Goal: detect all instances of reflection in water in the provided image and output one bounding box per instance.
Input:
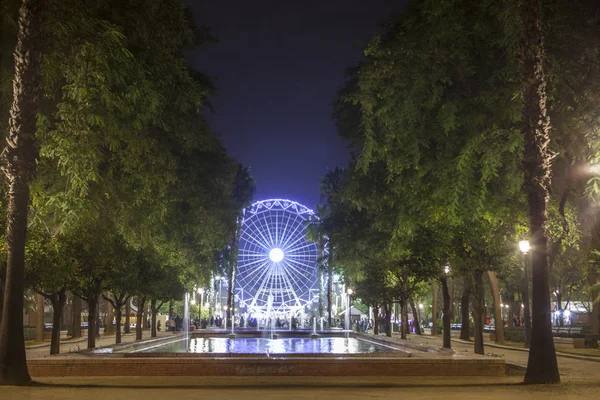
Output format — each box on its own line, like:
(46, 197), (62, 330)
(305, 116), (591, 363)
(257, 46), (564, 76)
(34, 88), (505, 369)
(141, 337), (396, 354)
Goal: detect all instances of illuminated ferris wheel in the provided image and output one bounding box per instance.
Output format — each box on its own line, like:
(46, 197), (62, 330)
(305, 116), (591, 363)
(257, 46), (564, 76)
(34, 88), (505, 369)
(236, 199), (319, 316)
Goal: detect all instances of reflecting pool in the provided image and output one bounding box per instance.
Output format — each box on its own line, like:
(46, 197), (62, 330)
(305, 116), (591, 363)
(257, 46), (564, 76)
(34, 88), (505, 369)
(137, 337), (398, 354)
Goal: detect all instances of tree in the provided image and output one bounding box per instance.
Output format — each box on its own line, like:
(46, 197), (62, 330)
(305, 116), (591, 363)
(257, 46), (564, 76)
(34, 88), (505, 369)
(24, 229), (73, 354)
(518, 0), (560, 384)
(65, 220), (129, 349)
(0, 0), (43, 385)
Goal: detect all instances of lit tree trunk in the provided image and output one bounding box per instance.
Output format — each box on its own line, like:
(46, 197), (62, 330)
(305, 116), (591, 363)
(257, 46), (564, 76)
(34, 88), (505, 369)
(226, 267), (233, 326)
(71, 295), (81, 338)
(136, 297), (146, 341)
(410, 299), (421, 335)
(0, 262), (5, 324)
(35, 293), (44, 342)
(588, 265), (599, 334)
(327, 266), (333, 327)
(143, 304), (149, 330)
(441, 276), (452, 349)
(86, 294), (99, 349)
(384, 303), (392, 337)
(0, 0), (43, 385)
(318, 236), (324, 319)
(150, 299), (157, 338)
(373, 304), (379, 335)
(105, 294), (113, 335)
(472, 270), (485, 355)
(114, 306), (122, 344)
(49, 290), (66, 355)
(488, 271), (505, 344)
(124, 299), (131, 334)
(519, 0), (560, 384)
(431, 280), (438, 335)
(399, 299), (408, 339)
(460, 278), (471, 340)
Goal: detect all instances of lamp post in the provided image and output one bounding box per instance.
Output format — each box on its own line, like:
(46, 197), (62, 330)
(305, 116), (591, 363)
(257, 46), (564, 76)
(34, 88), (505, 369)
(519, 240), (532, 347)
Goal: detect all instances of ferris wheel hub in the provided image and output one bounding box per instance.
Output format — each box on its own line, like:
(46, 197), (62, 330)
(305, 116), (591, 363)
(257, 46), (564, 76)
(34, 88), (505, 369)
(269, 247), (284, 262)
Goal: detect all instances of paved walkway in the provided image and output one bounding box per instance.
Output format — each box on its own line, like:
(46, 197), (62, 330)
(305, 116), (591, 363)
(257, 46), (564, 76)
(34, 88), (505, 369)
(26, 330), (174, 359)
(5, 376), (600, 399)
(400, 333), (600, 380)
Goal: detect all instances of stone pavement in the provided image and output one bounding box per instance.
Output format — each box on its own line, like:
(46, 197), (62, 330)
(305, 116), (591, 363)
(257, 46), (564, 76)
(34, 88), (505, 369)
(401, 333), (600, 380)
(26, 330), (174, 359)
(4, 376), (600, 400)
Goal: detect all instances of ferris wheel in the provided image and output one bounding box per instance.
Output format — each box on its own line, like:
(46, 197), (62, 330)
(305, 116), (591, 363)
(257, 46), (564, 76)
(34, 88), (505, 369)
(236, 199), (319, 316)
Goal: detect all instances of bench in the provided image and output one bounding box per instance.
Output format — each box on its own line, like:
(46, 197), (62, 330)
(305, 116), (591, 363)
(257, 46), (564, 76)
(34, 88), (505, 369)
(552, 326), (583, 338)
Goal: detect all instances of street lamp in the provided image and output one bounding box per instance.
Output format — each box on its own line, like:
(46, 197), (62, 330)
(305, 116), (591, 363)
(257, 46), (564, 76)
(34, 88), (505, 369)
(519, 240), (532, 347)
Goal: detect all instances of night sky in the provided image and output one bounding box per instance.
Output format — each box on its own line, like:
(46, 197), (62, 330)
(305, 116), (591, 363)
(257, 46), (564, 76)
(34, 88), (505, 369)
(184, 0), (406, 209)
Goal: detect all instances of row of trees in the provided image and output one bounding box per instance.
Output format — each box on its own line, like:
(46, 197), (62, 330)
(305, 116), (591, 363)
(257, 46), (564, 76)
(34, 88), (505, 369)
(318, 0), (600, 384)
(0, 0), (254, 385)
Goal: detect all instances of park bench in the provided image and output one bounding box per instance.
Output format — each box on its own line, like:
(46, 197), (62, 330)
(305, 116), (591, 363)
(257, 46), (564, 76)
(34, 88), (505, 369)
(551, 326), (583, 338)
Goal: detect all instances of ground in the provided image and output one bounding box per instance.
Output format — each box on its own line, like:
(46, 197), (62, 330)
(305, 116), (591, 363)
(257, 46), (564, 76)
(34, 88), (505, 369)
(6, 376), (600, 400)
(4, 331), (599, 399)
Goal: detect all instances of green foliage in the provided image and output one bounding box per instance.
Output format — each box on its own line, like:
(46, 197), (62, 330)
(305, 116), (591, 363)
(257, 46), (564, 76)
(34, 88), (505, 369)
(0, 0), (255, 311)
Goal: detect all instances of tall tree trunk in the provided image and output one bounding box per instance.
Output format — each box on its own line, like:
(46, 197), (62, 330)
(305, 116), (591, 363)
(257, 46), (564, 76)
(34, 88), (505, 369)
(226, 268), (233, 325)
(460, 278), (471, 340)
(35, 293), (44, 343)
(399, 300), (407, 339)
(519, 0), (560, 384)
(49, 290), (66, 355)
(143, 303), (148, 330)
(318, 237), (324, 319)
(168, 300), (174, 319)
(410, 299), (421, 335)
(105, 295), (113, 335)
(115, 306), (122, 344)
(487, 271), (505, 344)
(588, 264), (599, 334)
(441, 276), (452, 349)
(0, 262), (5, 324)
(136, 297), (145, 341)
(431, 280), (438, 335)
(86, 294), (99, 349)
(71, 295), (82, 338)
(472, 271), (485, 355)
(124, 298), (131, 334)
(151, 299), (157, 338)
(327, 267), (333, 327)
(384, 303), (392, 337)
(373, 305), (379, 335)
(0, 0), (43, 385)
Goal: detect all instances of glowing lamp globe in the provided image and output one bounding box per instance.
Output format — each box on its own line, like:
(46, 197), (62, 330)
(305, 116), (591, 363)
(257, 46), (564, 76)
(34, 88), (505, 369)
(519, 240), (531, 254)
(269, 247), (284, 262)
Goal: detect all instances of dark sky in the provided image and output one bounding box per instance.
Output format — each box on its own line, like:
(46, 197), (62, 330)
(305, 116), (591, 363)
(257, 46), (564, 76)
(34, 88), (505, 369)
(184, 0), (405, 209)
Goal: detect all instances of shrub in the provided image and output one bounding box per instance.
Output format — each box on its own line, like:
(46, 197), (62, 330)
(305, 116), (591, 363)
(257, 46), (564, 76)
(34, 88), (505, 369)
(585, 334), (599, 349)
(23, 326), (36, 341)
(504, 327), (526, 342)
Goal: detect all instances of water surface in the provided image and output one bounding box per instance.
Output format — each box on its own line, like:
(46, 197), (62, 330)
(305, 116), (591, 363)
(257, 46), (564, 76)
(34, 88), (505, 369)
(138, 337), (397, 354)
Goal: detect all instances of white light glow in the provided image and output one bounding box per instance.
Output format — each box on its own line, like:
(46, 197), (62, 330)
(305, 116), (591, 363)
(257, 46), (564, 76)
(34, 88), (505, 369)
(519, 240), (531, 254)
(269, 247), (284, 262)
